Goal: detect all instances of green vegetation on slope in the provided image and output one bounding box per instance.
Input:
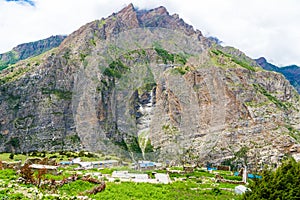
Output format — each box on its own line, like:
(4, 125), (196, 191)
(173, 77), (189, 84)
(0, 51), (19, 71)
(103, 59), (130, 78)
(0, 48), (58, 86)
(211, 49), (256, 72)
(154, 47), (188, 66)
(171, 65), (191, 75)
(41, 88), (73, 100)
(286, 125), (300, 142)
(154, 47), (175, 64)
(253, 83), (288, 110)
(0, 66), (30, 85)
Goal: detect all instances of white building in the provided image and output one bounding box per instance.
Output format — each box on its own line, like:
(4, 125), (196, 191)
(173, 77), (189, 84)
(72, 158), (119, 169)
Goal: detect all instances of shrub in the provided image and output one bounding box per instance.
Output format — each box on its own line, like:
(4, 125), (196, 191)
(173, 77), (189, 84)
(154, 47), (174, 64)
(9, 138), (19, 147)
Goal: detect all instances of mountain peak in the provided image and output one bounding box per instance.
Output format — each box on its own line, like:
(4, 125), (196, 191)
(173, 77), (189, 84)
(112, 3), (139, 29)
(256, 57), (267, 63)
(255, 57), (268, 67)
(100, 4), (201, 37)
(150, 6), (169, 15)
(118, 3), (135, 15)
(62, 4), (203, 49)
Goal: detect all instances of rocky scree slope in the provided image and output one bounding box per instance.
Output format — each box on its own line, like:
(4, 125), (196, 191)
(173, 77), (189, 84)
(0, 4), (299, 166)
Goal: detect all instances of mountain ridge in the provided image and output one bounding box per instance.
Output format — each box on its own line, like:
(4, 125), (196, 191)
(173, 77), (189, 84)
(0, 35), (66, 71)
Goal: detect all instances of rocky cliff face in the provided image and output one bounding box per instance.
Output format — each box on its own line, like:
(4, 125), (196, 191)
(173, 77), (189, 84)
(0, 4), (299, 166)
(0, 35), (66, 71)
(256, 57), (300, 94)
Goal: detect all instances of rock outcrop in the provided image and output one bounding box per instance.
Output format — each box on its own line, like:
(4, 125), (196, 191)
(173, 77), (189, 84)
(256, 57), (300, 94)
(0, 4), (299, 166)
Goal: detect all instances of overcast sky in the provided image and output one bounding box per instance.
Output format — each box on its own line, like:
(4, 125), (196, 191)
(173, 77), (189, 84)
(0, 0), (299, 66)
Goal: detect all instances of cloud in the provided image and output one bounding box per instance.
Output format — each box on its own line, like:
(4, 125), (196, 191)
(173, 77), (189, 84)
(0, 0), (300, 66)
(5, 0), (35, 6)
(166, 0), (300, 66)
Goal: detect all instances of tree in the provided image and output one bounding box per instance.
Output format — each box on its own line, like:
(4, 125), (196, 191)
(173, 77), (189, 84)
(20, 163), (34, 184)
(234, 146), (249, 167)
(243, 158), (300, 199)
(36, 168), (47, 187)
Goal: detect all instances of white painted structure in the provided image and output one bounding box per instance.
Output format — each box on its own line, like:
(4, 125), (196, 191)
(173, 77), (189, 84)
(112, 171), (171, 184)
(155, 173), (171, 184)
(235, 185), (251, 194)
(242, 166), (247, 183)
(112, 171), (148, 180)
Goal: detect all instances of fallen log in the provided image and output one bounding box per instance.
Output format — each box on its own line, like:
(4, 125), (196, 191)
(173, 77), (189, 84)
(86, 181), (106, 195)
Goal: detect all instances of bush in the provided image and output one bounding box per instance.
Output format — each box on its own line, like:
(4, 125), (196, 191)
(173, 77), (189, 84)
(9, 153), (14, 160)
(114, 178), (120, 182)
(49, 155), (57, 159)
(211, 187), (222, 196)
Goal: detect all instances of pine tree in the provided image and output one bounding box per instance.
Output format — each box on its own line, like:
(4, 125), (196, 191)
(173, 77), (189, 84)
(243, 158), (300, 199)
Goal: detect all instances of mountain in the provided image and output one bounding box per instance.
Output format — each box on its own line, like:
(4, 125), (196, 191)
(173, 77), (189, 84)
(256, 57), (300, 93)
(0, 35), (67, 71)
(0, 4), (299, 166)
